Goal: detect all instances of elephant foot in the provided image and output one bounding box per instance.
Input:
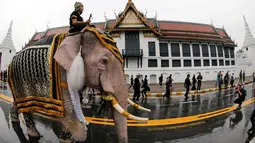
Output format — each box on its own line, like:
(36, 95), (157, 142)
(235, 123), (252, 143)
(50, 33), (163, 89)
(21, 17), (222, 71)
(60, 139), (72, 143)
(27, 127), (40, 138)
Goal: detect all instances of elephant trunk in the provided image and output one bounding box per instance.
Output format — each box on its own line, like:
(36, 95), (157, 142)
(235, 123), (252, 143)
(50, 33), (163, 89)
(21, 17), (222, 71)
(112, 80), (128, 143)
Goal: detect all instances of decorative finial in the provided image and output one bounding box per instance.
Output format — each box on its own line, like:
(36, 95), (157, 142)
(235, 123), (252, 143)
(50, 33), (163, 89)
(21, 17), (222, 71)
(154, 11), (158, 19)
(210, 18), (213, 25)
(145, 9), (147, 18)
(104, 12), (108, 21)
(128, 0), (132, 3)
(114, 10), (118, 19)
(35, 29), (37, 33)
(47, 22), (49, 29)
(222, 25), (224, 29)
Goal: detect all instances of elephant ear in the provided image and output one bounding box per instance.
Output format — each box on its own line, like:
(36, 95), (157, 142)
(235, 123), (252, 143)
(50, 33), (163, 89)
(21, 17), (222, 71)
(54, 34), (81, 71)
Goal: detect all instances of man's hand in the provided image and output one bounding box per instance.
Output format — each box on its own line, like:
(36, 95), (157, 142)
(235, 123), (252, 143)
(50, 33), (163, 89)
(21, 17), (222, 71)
(85, 19), (91, 24)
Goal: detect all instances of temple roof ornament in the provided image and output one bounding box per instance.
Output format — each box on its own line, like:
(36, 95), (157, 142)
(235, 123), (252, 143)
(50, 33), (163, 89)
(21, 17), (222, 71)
(0, 21), (16, 51)
(242, 15), (255, 48)
(154, 11), (157, 20)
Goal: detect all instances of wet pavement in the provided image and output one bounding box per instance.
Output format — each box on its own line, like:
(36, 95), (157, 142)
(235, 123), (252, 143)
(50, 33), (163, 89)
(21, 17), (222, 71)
(0, 84), (255, 143)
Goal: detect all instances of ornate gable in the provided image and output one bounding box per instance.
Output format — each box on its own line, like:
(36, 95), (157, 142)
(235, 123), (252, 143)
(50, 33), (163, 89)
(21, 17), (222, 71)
(120, 10), (144, 26)
(111, 0), (161, 36)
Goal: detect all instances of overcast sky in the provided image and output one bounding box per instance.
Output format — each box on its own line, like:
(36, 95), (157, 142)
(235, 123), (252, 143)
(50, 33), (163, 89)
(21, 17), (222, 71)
(0, 0), (254, 51)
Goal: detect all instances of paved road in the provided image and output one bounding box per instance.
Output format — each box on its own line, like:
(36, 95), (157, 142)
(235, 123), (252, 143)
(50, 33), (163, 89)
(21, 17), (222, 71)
(0, 85), (255, 142)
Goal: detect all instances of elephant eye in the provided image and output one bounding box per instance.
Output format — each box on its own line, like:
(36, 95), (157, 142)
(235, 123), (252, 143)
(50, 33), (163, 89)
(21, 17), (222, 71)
(101, 58), (108, 65)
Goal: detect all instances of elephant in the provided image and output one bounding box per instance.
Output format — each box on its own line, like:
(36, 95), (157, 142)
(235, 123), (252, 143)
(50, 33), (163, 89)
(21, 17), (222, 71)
(8, 26), (150, 143)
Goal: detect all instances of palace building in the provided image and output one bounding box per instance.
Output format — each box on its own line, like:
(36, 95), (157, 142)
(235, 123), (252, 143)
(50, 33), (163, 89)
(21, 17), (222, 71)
(26, 0), (237, 83)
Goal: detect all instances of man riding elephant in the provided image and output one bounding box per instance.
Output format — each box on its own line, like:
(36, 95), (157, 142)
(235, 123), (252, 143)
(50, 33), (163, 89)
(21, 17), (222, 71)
(69, 2), (91, 33)
(8, 26), (151, 143)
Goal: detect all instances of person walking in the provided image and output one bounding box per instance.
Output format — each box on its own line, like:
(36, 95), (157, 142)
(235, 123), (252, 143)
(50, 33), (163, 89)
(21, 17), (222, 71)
(159, 74), (163, 88)
(197, 73), (203, 90)
(141, 75), (150, 99)
(163, 74), (173, 99)
(163, 77), (170, 99)
(184, 74), (191, 99)
(218, 74), (223, 91)
(128, 75), (134, 89)
(133, 75), (141, 101)
(230, 73), (235, 88)
(243, 71), (246, 82)
(224, 73), (229, 89)
(191, 74), (197, 91)
(215, 71), (221, 86)
(253, 72), (255, 87)
(234, 84), (246, 109)
(239, 70), (243, 83)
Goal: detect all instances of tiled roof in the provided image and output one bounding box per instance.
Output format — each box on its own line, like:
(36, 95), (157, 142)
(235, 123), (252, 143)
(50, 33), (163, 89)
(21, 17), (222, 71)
(216, 28), (228, 38)
(32, 32), (45, 41)
(158, 21), (215, 33)
(44, 26), (69, 37)
(28, 20), (235, 46)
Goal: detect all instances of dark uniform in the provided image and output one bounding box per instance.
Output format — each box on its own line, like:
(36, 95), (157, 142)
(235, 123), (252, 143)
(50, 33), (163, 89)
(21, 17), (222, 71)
(184, 76), (191, 98)
(141, 77), (150, 98)
(69, 11), (86, 33)
(133, 77), (141, 101)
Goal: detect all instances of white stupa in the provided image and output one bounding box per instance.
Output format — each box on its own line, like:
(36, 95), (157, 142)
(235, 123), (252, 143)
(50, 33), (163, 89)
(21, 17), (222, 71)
(0, 21), (16, 70)
(236, 15), (255, 74)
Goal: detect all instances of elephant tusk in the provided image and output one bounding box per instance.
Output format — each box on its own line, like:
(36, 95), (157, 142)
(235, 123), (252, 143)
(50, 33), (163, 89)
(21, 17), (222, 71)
(127, 99), (151, 112)
(112, 97), (149, 121)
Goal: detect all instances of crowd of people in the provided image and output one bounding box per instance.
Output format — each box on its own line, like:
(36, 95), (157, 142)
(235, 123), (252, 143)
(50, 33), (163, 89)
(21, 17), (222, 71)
(0, 70), (8, 82)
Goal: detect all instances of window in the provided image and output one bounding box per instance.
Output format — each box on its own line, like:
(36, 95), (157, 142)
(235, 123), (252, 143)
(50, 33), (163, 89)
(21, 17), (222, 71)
(202, 44), (209, 57)
(172, 60), (181, 67)
(148, 59), (157, 67)
(217, 45), (223, 57)
(210, 45), (217, 57)
(184, 60), (191, 67)
(246, 47), (248, 51)
(225, 60), (230, 66)
(160, 43), (169, 57)
(161, 60), (169, 67)
(171, 43), (180, 57)
(219, 60), (224, 66)
(230, 48), (235, 58)
(203, 60), (210, 66)
(192, 44), (200, 57)
(231, 60), (235, 65)
(212, 60), (217, 66)
(224, 47), (229, 58)
(182, 43), (191, 57)
(194, 60), (201, 67)
(9, 50), (11, 53)
(148, 42), (156, 56)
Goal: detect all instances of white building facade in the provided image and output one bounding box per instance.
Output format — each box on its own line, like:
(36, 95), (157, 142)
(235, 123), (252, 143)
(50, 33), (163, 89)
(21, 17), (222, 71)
(105, 1), (237, 83)
(27, 0), (237, 83)
(0, 21), (16, 70)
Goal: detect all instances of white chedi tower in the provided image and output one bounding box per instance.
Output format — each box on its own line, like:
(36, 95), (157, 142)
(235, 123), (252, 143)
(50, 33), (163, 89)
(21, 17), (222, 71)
(236, 16), (255, 75)
(0, 21), (16, 70)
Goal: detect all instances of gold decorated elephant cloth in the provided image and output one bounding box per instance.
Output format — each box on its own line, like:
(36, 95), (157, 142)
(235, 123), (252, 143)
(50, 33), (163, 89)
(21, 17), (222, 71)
(8, 33), (67, 117)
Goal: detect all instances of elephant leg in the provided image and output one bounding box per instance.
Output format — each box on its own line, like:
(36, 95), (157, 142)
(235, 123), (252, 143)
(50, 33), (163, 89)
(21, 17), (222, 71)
(60, 116), (87, 142)
(10, 103), (20, 123)
(23, 113), (40, 138)
(59, 127), (72, 143)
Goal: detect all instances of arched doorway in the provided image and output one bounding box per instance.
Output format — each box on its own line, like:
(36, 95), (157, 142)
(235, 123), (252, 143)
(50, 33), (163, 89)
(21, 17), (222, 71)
(125, 74), (129, 83)
(150, 74), (157, 84)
